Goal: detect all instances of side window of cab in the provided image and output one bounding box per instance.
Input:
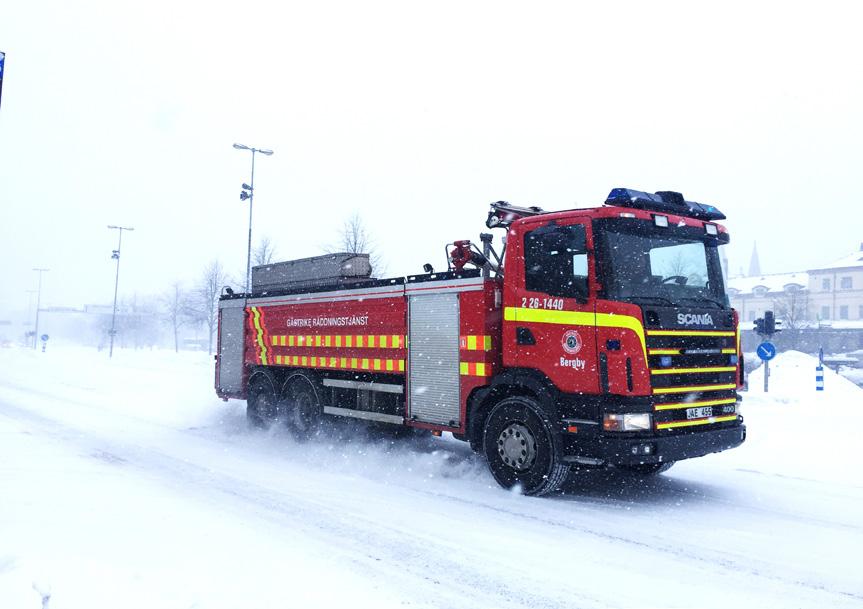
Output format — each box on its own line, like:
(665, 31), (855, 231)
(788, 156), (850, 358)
(524, 223), (589, 301)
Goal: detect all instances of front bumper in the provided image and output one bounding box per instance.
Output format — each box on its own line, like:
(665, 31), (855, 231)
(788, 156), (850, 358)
(561, 422), (746, 466)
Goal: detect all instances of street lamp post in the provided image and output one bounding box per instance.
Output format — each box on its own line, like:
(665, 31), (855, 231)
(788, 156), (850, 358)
(32, 268), (49, 349)
(107, 225), (134, 358)
(25, 290), (37, 332)
(233, 143), (273, 293)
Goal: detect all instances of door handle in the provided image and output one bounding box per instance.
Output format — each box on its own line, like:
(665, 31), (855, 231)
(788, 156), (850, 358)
(516, 327), (536, 346)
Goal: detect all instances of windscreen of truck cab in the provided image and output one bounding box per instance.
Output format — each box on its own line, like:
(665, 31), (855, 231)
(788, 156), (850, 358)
(594, 218), (729, 308)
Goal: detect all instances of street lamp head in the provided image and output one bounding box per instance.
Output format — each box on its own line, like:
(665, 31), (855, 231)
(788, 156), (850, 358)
(233, 143), (250, 150)
(259, 148), (274, 156)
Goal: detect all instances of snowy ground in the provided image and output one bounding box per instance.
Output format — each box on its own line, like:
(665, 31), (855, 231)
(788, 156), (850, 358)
(1, 345), (862, 609)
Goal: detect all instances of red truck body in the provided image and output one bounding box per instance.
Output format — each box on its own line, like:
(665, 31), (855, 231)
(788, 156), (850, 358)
(216, 190), (746, 495)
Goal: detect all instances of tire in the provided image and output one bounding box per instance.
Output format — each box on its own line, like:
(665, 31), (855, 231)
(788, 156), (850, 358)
(247, 374), (277, 429)
(482, 396), (570, 496)
(618, 462), (675, 476)
(279, 373), (322, 440)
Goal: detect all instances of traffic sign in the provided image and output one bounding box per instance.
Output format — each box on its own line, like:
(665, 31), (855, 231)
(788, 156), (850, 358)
(757, 341), (776, 361)
(41, 334), (49, 341)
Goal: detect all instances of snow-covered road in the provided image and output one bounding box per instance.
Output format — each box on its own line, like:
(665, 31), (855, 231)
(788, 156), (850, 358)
(1, 346), (861, 609)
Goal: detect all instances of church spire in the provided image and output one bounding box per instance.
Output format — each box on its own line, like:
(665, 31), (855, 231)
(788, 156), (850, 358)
(748, 242), (761, 276)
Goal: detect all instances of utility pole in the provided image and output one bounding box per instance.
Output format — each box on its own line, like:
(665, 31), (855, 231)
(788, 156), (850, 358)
(31, 269), (49, 349)
(25, 290), (37, 328)
(233, 143), (273, 293)
(107, 225), (134, 358)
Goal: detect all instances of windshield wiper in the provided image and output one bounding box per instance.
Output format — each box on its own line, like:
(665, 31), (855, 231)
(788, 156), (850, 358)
(628, 295), (676, 307)
(679, 296), (726, 309)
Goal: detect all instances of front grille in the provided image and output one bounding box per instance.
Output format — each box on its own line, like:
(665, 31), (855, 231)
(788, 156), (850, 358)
(646, 330), (739, 432)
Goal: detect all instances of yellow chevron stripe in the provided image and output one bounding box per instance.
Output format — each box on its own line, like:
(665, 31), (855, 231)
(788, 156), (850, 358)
(264, 355), (405, 373)
(460, 335), (494, 351)
(250, 307), (269, 365)
(651, 366), (737, 375)
(268, 335), (407, 349)
(647, 330), (735, 337)
(656, 415), (738, 430)
(653, 383), (737, 395)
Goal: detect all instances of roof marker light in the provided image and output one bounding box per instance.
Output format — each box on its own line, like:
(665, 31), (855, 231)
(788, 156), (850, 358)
(619, 212), (636, 218)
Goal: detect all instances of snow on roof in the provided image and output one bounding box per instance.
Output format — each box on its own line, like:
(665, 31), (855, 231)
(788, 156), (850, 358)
(727, 271), (809, 295)
(816, 320), (863, 330)
(809, 245), (863, 272)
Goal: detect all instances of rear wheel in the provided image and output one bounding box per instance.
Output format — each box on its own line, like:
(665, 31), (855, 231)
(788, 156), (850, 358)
(482, 396), (569, 496)
(279, 373), (322, 440)
(247, 375), (277, 428)
(618, 462), (675, 476)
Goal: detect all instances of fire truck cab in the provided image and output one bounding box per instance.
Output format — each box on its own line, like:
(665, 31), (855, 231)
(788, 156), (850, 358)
(216, 188), (745, 496)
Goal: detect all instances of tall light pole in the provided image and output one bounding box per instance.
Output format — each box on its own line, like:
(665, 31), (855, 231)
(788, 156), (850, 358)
(107, 225), (134, 358)
(31, 269), (49, 349)
(233, 143), (273, 293)
(25, 290), (37, 325)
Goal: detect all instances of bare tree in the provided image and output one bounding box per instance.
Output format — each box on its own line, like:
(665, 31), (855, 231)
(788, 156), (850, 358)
(327, 212), (385, 276)
(773, 288), (809, 348)
(657, 250), (706, 285)
(163, 282), (191, 353)
(253, 236), (277, 266)
(773, 288), (808, 330)
(196, 260), (228, 354)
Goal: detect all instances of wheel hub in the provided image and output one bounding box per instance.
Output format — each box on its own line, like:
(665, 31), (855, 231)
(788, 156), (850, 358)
(497, 423), (537, 471)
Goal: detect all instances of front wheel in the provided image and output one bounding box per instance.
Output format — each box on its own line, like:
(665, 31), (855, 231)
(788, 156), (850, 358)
(482, 396), (570, 496)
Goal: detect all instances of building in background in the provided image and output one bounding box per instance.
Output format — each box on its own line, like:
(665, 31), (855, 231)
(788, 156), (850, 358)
(806, 248), (863, 324)
(728, 243), (863, 353)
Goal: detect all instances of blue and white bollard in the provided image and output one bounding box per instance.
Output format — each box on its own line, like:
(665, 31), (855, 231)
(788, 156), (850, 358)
(815, 365), (824, 391)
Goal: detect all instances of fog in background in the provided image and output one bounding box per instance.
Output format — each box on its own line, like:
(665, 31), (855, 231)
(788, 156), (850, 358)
(1, 0), (861, 316)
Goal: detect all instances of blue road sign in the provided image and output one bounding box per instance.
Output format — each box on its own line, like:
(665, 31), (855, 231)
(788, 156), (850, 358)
(757, 341), (776, 361)
(0, 51), (5, 109)
(40, 334), (49, 341)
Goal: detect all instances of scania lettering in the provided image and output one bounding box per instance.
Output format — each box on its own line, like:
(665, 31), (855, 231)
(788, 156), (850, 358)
(678, 313), (715, 326)
(215, 188), (746, 496)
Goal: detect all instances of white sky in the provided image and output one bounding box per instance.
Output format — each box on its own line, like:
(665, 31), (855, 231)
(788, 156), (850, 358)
(1, 0), (861, 314)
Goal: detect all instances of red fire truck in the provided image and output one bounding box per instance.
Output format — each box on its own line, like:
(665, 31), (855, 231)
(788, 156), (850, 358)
(215, 188), (745, 495)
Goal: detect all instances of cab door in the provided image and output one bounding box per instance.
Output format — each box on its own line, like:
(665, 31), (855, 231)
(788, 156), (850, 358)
(502, 220), (599, 395)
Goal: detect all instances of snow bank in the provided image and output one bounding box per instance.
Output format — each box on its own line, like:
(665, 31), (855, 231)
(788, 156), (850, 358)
(747, 349), (863, 403)
(714, 350), (863, 484)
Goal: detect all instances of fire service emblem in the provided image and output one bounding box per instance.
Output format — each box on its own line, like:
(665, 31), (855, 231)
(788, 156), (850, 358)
(562, 330), (583, 354)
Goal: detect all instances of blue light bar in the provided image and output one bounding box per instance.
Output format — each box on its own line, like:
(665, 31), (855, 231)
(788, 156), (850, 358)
(605, 188), (726, 221)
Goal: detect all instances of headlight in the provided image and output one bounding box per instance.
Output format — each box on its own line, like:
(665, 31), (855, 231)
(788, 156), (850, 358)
(603, 413), (653, 432)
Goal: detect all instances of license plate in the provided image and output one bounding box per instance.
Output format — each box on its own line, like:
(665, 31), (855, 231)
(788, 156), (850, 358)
(686, 406), (713, 420)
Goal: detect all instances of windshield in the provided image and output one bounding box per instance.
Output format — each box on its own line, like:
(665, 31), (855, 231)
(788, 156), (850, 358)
(595, 219), (729, 308)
